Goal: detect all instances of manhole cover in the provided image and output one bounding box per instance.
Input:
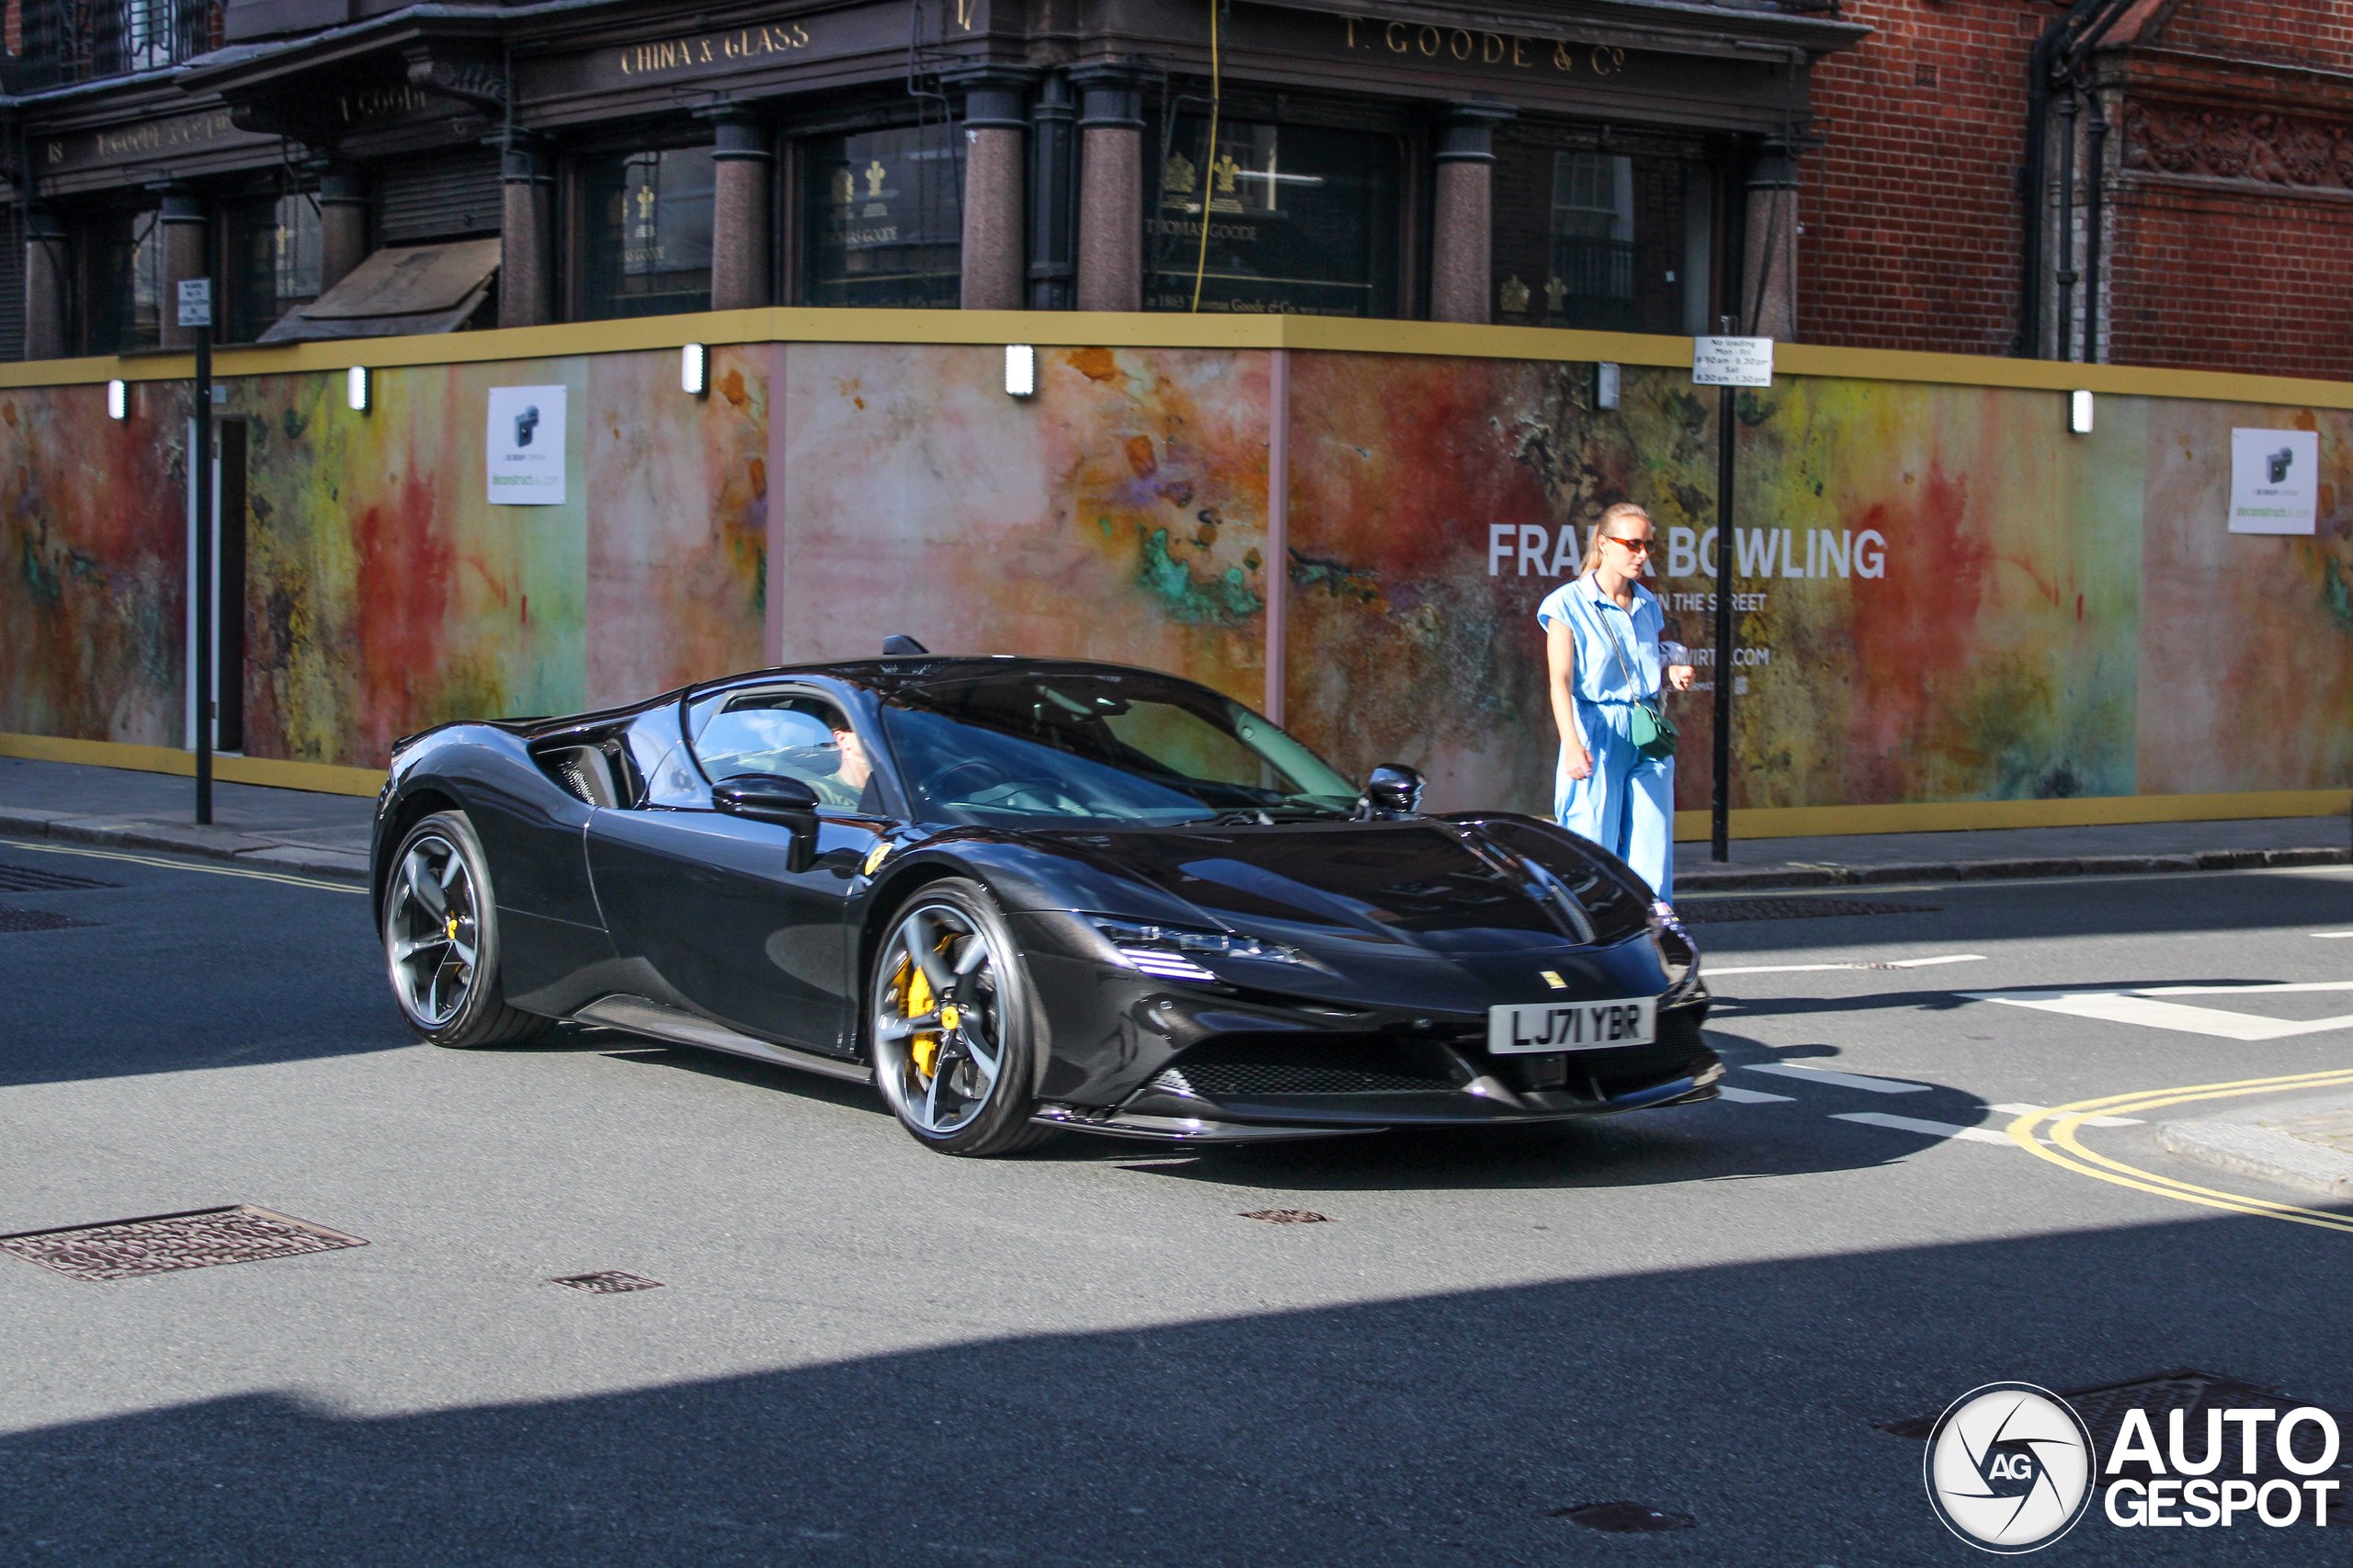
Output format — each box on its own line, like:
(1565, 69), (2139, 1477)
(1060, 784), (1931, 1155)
(550, 1270), (665, 1293)
(0, 904), (97, 933)
(1682, 897), (1939, 924)
(1239, 1210), (1331, 1224)
(0, 863), (119, 892)
(0, 1205), (366, 1281)
(1552, 1502), (1696, 1532)
(1880, 1369), (2353, 1485)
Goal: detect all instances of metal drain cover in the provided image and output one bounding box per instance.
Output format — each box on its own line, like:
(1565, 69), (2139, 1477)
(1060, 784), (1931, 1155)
(0, 1205), (366, 1281)
(1682, 897), (1938, 924)
(0, 863), (120, 892)
(1880, 1369), (2353, 1485)
(0, 904), (97, 933)
(550, 1270), (665, 1293)
(1239, 1210), (1330, 1224)
(1553, 1502), (1696, 1532)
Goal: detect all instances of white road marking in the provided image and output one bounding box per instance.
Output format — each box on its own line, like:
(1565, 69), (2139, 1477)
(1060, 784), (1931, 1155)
(1833, 1111), (2015, 1146)
(1709, 953), (1986, 976)
(1987, 1102), (2143, 1128)
(0, 836), (364, 893)
(1961, 985), (2353, 1041)
(2313, 932), (2353, 939)
(1743, 1063), (1932, 1095)
(1713, 1085), (1795, 1104)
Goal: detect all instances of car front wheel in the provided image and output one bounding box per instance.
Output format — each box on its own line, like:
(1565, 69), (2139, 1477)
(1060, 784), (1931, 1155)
(869, 879), (1055, 1156)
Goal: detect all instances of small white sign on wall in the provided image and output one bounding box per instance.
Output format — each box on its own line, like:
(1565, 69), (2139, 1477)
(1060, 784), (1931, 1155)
(486, 385), (567, 506)
(1691, 336), (1775, 388)
(2228, 427), (2318, 535)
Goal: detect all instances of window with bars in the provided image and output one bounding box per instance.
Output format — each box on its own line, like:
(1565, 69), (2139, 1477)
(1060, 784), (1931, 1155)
(15, 0), (216, 87)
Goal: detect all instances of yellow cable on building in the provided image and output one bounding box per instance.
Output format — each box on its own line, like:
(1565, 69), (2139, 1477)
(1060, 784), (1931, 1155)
(1190, 0), (1221, 312)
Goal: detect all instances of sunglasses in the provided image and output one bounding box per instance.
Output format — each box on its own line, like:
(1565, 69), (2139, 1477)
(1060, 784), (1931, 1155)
(1603, 534), (1654, 554)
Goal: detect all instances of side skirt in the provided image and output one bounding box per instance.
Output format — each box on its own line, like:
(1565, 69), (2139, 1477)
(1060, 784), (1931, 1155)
(573, 995), (874, 1085)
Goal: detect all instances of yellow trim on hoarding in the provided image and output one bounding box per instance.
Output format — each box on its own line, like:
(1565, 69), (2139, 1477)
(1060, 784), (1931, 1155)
(2, 308), (2349, 409)
(1672, 790), (2353, 842)
(0, 733), (385, 798)
(5, 732), (2343, 833)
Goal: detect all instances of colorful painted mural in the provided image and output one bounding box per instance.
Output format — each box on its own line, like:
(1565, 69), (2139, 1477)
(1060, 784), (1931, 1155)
(2, 331), (2347, 818)
(1282, 353), (2352, 821)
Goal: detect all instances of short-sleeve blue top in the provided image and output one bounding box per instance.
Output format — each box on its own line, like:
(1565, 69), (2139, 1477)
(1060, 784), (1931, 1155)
(1536, 574), (1665, 706)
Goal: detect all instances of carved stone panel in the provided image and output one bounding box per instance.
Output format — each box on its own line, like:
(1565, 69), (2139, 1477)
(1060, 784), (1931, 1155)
(2122, 97), (2353, 192)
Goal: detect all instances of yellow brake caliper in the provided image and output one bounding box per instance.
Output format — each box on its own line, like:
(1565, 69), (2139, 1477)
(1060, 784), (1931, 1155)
(898, 937), (961, 1081)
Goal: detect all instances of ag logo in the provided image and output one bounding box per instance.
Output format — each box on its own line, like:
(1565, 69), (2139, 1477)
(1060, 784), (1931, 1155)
(1924, 1382), (2096, 1553)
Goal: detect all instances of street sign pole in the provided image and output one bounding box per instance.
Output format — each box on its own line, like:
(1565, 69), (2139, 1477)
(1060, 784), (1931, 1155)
(180, 278), (214, 826)
(1690, 331), (1774, 864)
(1711, 381), (1734, 863)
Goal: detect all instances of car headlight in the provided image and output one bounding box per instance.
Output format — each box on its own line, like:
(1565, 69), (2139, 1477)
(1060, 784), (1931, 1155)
(1081, 915), (1313, 983)
(1649, 900), (1702, 1001)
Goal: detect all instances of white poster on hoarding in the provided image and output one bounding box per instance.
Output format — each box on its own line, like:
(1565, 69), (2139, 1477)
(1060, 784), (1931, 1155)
(2227, 427), (2318, 535)
(486, 386), (567, 506)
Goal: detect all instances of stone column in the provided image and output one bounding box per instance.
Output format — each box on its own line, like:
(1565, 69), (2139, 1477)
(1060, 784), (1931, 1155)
(499, 132), (556, 328)
(1027, 71), (1076, 311)
(24, 207), (71, 361)
(699, 106), (773, 312)
(947, 68), (1034, 312)
(1071, 62), (1146, 314)
(1428, 103), (1512, 324)
(1742, 138), (1800, 340)
(156, 185), (208, 350)
(315, 164), (370, 294)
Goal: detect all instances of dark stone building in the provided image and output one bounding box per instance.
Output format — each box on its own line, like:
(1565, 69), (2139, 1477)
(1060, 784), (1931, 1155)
(0, 0), (1863, 358)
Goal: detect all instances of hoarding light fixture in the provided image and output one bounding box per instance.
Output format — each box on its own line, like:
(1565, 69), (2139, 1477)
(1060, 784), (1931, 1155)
(106, 380), (128, 420)
(347, 365), (370, 414)
(2069, 389), (2094, 435)
(1005, 344), (1036, 398)
(1596, 362), (1620, 411)
(682, 342), (709, 397)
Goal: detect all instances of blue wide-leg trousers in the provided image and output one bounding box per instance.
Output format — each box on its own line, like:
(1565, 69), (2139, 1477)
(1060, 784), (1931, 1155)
(1555, 700), (1675, 902)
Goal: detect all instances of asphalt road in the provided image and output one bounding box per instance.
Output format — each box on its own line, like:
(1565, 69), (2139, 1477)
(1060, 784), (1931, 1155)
(1, 835), (2349, 1567)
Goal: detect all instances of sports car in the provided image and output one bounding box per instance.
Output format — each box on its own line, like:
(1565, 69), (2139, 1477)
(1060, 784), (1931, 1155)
(370, 645), (1719, 1155)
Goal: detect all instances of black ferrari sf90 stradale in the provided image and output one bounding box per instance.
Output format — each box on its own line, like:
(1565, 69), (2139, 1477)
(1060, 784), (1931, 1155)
(370, 647), (1718, 1155)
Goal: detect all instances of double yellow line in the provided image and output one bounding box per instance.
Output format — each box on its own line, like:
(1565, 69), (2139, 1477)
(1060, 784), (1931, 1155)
(2007, 1069), (2353, 1235)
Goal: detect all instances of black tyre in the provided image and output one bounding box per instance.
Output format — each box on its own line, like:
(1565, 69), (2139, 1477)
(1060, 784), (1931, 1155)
(869, 878), (1057, 1156)
(381, 810), (551, 1048)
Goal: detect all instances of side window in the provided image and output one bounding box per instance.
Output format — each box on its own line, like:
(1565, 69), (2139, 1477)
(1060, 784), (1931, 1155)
(692, 690), (881, 812)
(627, 708), (705, 808)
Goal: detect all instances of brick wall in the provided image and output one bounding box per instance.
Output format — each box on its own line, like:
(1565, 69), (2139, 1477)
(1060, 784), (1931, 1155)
(1801, 0), (2353, 380)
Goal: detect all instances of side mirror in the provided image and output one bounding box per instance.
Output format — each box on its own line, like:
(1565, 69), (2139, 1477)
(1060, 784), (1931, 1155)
(713, 774), (823, 870)
(1361, 763), (1426, 817)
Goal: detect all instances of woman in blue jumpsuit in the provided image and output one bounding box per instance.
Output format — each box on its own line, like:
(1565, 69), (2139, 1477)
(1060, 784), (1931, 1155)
(1536, 502), (1694, 904)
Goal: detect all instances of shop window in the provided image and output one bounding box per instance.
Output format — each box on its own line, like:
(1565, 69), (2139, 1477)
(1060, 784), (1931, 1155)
(84, 207), (163, 355)
(801, 127), (963, 309)
(1146, 119), (1398, 317)
(1491, 142), (1714, 335)
(226, 193), (321, 342)
(580, 146), (717, 320)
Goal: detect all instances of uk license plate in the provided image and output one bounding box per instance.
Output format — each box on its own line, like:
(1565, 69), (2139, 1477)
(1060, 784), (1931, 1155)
(1488, 996), (1657, 1054)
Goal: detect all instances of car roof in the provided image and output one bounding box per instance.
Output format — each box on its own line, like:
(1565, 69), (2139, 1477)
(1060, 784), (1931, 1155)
(690, 656), (1216, 701)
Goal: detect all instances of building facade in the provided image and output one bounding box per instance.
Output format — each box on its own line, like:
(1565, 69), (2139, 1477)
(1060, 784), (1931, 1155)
(0, 0), (1866, 359)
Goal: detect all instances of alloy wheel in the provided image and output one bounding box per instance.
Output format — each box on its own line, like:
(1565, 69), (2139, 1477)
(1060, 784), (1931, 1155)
(873, 903), (1004, 1136)
(387, 834), (480, 1028)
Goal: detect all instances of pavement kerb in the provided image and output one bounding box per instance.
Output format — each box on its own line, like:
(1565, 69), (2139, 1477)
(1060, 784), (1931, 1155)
(1675, 845), (2347, 894)
(0, 809), (371, 881)
(2156, 1092), (2353, 1204)
(5, 801), (2340, 894)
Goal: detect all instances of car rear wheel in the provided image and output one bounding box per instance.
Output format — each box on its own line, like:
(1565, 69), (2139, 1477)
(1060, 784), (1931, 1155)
(870, 879), (1056, 1156)
(382, 810), (551, 1049)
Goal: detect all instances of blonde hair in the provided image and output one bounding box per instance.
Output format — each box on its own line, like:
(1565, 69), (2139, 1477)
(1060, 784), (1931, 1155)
(1581, 501), (1654, 576)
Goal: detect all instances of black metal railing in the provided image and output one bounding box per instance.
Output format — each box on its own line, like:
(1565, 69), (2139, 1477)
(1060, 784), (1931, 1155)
(14, 0), (218, 90)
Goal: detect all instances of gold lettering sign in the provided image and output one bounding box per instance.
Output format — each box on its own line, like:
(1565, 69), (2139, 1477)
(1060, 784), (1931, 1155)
(335, 84), (435, 123)
(1342, 16), (1626, 76)
(616, 21), (814, 77)
(78, 109), (238, 162)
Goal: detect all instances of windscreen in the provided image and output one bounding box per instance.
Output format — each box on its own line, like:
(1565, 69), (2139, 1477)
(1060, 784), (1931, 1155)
(879, 671), (1358, 826)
